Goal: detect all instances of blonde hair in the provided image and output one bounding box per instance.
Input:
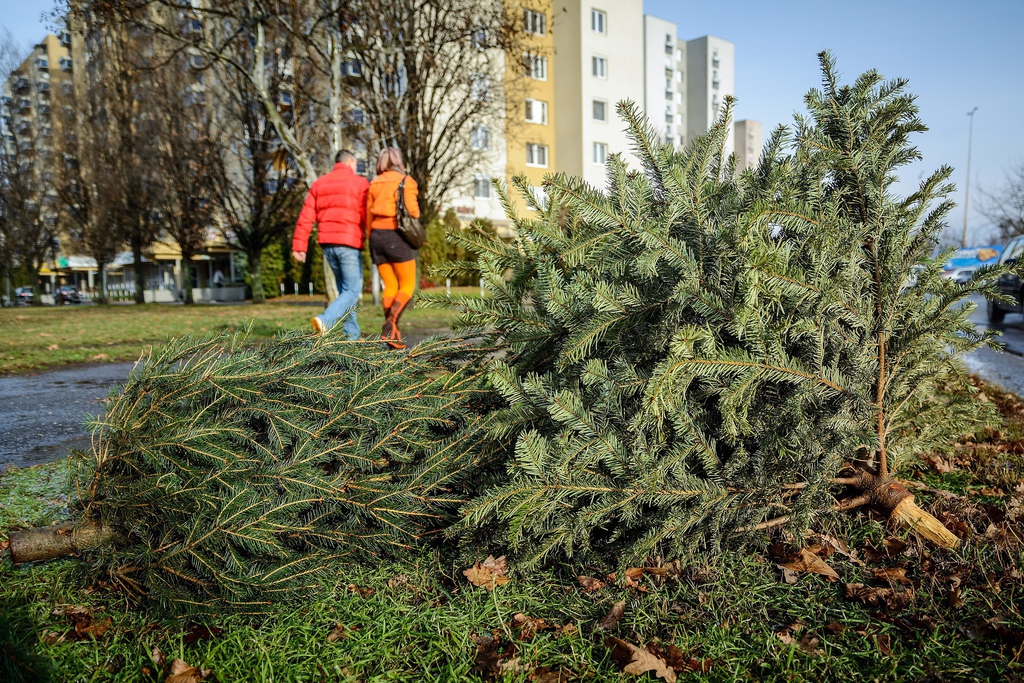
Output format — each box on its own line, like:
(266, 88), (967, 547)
(375, 147), (406, 175)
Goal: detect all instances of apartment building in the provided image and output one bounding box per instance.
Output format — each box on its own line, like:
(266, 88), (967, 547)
(684, 35), (735, 155)
(0, 34), (79, 297)
(643, 15), (686, 149)
(551, 0), (645, 189)
(734, 119), (763, 172)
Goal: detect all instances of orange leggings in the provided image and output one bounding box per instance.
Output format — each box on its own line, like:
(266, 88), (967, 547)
(377, 260), (416, 312)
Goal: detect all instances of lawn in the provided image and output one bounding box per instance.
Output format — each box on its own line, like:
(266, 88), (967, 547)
(1, 381), (1021, 682)
(0, 290), (470, 376)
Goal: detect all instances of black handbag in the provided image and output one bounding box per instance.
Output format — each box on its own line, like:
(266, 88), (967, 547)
(395, 176), (425, 249)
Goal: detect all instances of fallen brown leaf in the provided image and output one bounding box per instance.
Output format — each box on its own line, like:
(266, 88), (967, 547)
(871, 567), (913, 586)
(165, 658), (214, 683)
(647, 642), (713, 673)
(151, 646), (166, 668)
(91, 353), (110, 360)
(779, 548), (840, 582)
(182, 625), (223, 646)
(326, 623), (351, 642)
(42, 631), (65, 646)
(605, 636), (677, 682)
(347, 583), (375, 598)
(464, 555), (511, 590)
(780, 567), (799, 585)
(472, 633), (520, 679)
(595, 599), (625, 631)
(510, 613), (550, 641)
(844, 583), (914, 610)
(554, 622), (579, 638)
(387, 574), (409, 588)
(577, 575), (605, 592)
(46, 344), (59, 351)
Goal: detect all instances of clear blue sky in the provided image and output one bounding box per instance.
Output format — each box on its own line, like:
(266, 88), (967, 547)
(647, 0), (1024, 244)
(4, 0), (1022, 243)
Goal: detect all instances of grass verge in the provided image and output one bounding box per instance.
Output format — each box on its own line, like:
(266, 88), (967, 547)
(0, 381), (1021, 683)
(0, 291), (468, 376)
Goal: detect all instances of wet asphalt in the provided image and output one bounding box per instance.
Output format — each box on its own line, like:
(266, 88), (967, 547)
(0, 361), (138, 472)
(2, 295), (1024, 471)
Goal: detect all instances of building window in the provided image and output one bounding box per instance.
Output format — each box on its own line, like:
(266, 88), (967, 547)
(356, 159), (367, 175)
(525, 98), (548, 125)
(473, 175), (492, 199)
(664, 35), (673, 55)
(471, 27), (489, 50)
(530, 186), (549, 210)
(525, 143), (548, 167)
(592, 99), (607, 122)
(471, 74), (490, 99)
(712, 47), (720, 68)
(591, 9), (606, 34)
(592, 55), (607, 79)
(471, 124), (490, 150)
(524, 9), (546, 36)
(593, 142), (607, 165)
(524, 53), (548, 80)
(352, 108), (365, 124)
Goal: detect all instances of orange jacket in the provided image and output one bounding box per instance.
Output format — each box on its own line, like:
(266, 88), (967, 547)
(367, 170), (420, 230)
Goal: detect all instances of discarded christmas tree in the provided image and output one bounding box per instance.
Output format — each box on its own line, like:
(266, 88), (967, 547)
(434, 53), (1012, 569)
(10, 333), (497, 612)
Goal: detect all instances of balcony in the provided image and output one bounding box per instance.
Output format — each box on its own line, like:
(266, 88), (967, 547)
(16, 121), (31, 135)
(40, 126), (52, 137)
(278, 91), (293, 107)
(14, 77), (30, 92)
(712, 57), (720, 68)
(35, 58), (49, 70)
(17, 98), (31, 112)
(712, 79), (720, 90)
(37, 104), (51, 116)
(37, 81), (50, 93)
(59, 31), (71, 47)
(59, 57), (72, 72)
(61, 83), (74, 96)
(18, 140), (34, 153)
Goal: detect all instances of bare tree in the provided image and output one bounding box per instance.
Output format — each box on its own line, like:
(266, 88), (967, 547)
(213, 66), (304, 304)
(70, 6), (163, 303)
(151, 63), (220, 304)
(979, 163), (1024, 242)
(77, 0), (530, 220)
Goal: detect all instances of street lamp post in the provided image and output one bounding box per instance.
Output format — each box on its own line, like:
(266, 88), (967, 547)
(962, 107), (978, 248)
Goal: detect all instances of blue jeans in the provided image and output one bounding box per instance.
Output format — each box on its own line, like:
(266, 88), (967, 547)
(319, 246), (363, 339)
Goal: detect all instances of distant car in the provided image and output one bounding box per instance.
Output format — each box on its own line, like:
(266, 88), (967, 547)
(55, 285), (82, 305)
(940, 267), (976, 285)
(988, 235), (1024, 323)
(14, 286), (33, 305)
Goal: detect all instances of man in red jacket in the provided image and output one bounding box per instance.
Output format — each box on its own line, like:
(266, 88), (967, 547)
(292, 150), (370, 338)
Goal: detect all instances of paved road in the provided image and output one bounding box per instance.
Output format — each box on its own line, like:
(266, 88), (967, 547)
(963, 293), (1024, 396)
(0, 362), (137, 472)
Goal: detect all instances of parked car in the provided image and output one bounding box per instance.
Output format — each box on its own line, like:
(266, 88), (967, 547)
(940, 267), (977, 285)
(988, 235), (1024, 324)
(14, 286), (33, 305)
(55, 285), (83, 305)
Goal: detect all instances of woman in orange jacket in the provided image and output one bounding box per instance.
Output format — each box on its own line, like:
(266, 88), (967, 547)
(366, 147), (420, 349)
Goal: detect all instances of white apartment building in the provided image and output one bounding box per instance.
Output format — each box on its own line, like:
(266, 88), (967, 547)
(552, 0), (645, 188)
(734, 119), (763, 172)
(643, 15), (686, 148)
(685, 35), (735, 156)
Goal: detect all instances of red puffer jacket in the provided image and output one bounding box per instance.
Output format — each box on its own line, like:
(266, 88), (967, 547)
(292, 163), (370, 252)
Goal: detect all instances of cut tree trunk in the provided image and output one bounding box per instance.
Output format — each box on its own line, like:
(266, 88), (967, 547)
(850, 471), (960, 548)
(9, 521), (113, 565)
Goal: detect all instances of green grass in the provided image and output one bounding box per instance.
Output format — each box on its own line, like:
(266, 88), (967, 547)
(1, 379), (1021, 682)
(0, 292), (467, 376)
